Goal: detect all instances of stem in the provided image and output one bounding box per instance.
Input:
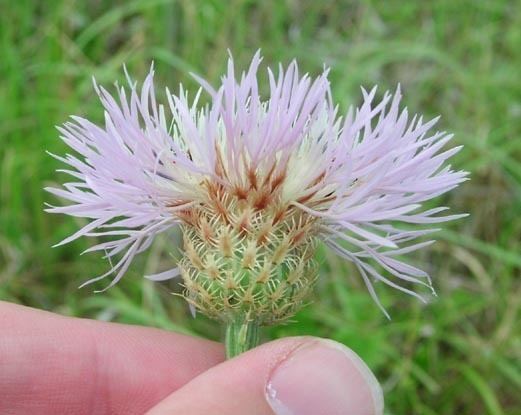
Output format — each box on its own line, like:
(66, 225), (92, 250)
(225, 317), (260, 359)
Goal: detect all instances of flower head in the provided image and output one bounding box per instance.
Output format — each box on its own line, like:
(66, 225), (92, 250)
(47, 52), (467, 322)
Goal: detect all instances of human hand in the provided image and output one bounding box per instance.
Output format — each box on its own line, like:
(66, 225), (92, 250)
(0, 301), (383, 414)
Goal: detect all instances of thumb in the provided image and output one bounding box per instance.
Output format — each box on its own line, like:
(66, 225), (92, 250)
(146, 336), (384, 415)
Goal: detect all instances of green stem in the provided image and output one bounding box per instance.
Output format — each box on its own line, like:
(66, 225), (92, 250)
(225, 318), (260, 359)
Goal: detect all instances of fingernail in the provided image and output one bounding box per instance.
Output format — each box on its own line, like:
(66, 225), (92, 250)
(266, 339), (384, 415)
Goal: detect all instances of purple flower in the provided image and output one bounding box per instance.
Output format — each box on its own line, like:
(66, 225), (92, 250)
(47, 52), (467, 319)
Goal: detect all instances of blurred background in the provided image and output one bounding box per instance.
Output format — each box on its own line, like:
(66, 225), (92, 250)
(1, 1), (520, 414)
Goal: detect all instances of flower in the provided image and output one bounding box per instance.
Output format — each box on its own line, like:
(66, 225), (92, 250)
(47, 52), (467, 322)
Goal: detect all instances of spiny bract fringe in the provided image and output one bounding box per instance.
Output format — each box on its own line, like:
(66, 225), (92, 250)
(177, 180), (319, 325)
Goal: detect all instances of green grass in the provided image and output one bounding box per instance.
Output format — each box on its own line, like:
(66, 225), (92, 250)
(1, 1), (520, 413)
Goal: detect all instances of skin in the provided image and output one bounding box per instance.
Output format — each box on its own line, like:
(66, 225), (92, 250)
(0, 301), (377, 415)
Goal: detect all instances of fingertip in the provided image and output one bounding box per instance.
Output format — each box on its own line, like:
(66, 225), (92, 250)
(266, 338), (384, 415)
(147, 336), (383, 415)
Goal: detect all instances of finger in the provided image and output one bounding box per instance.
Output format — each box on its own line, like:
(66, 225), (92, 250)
(0, 301), (224, 415)
(147, 336), (384, 415)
